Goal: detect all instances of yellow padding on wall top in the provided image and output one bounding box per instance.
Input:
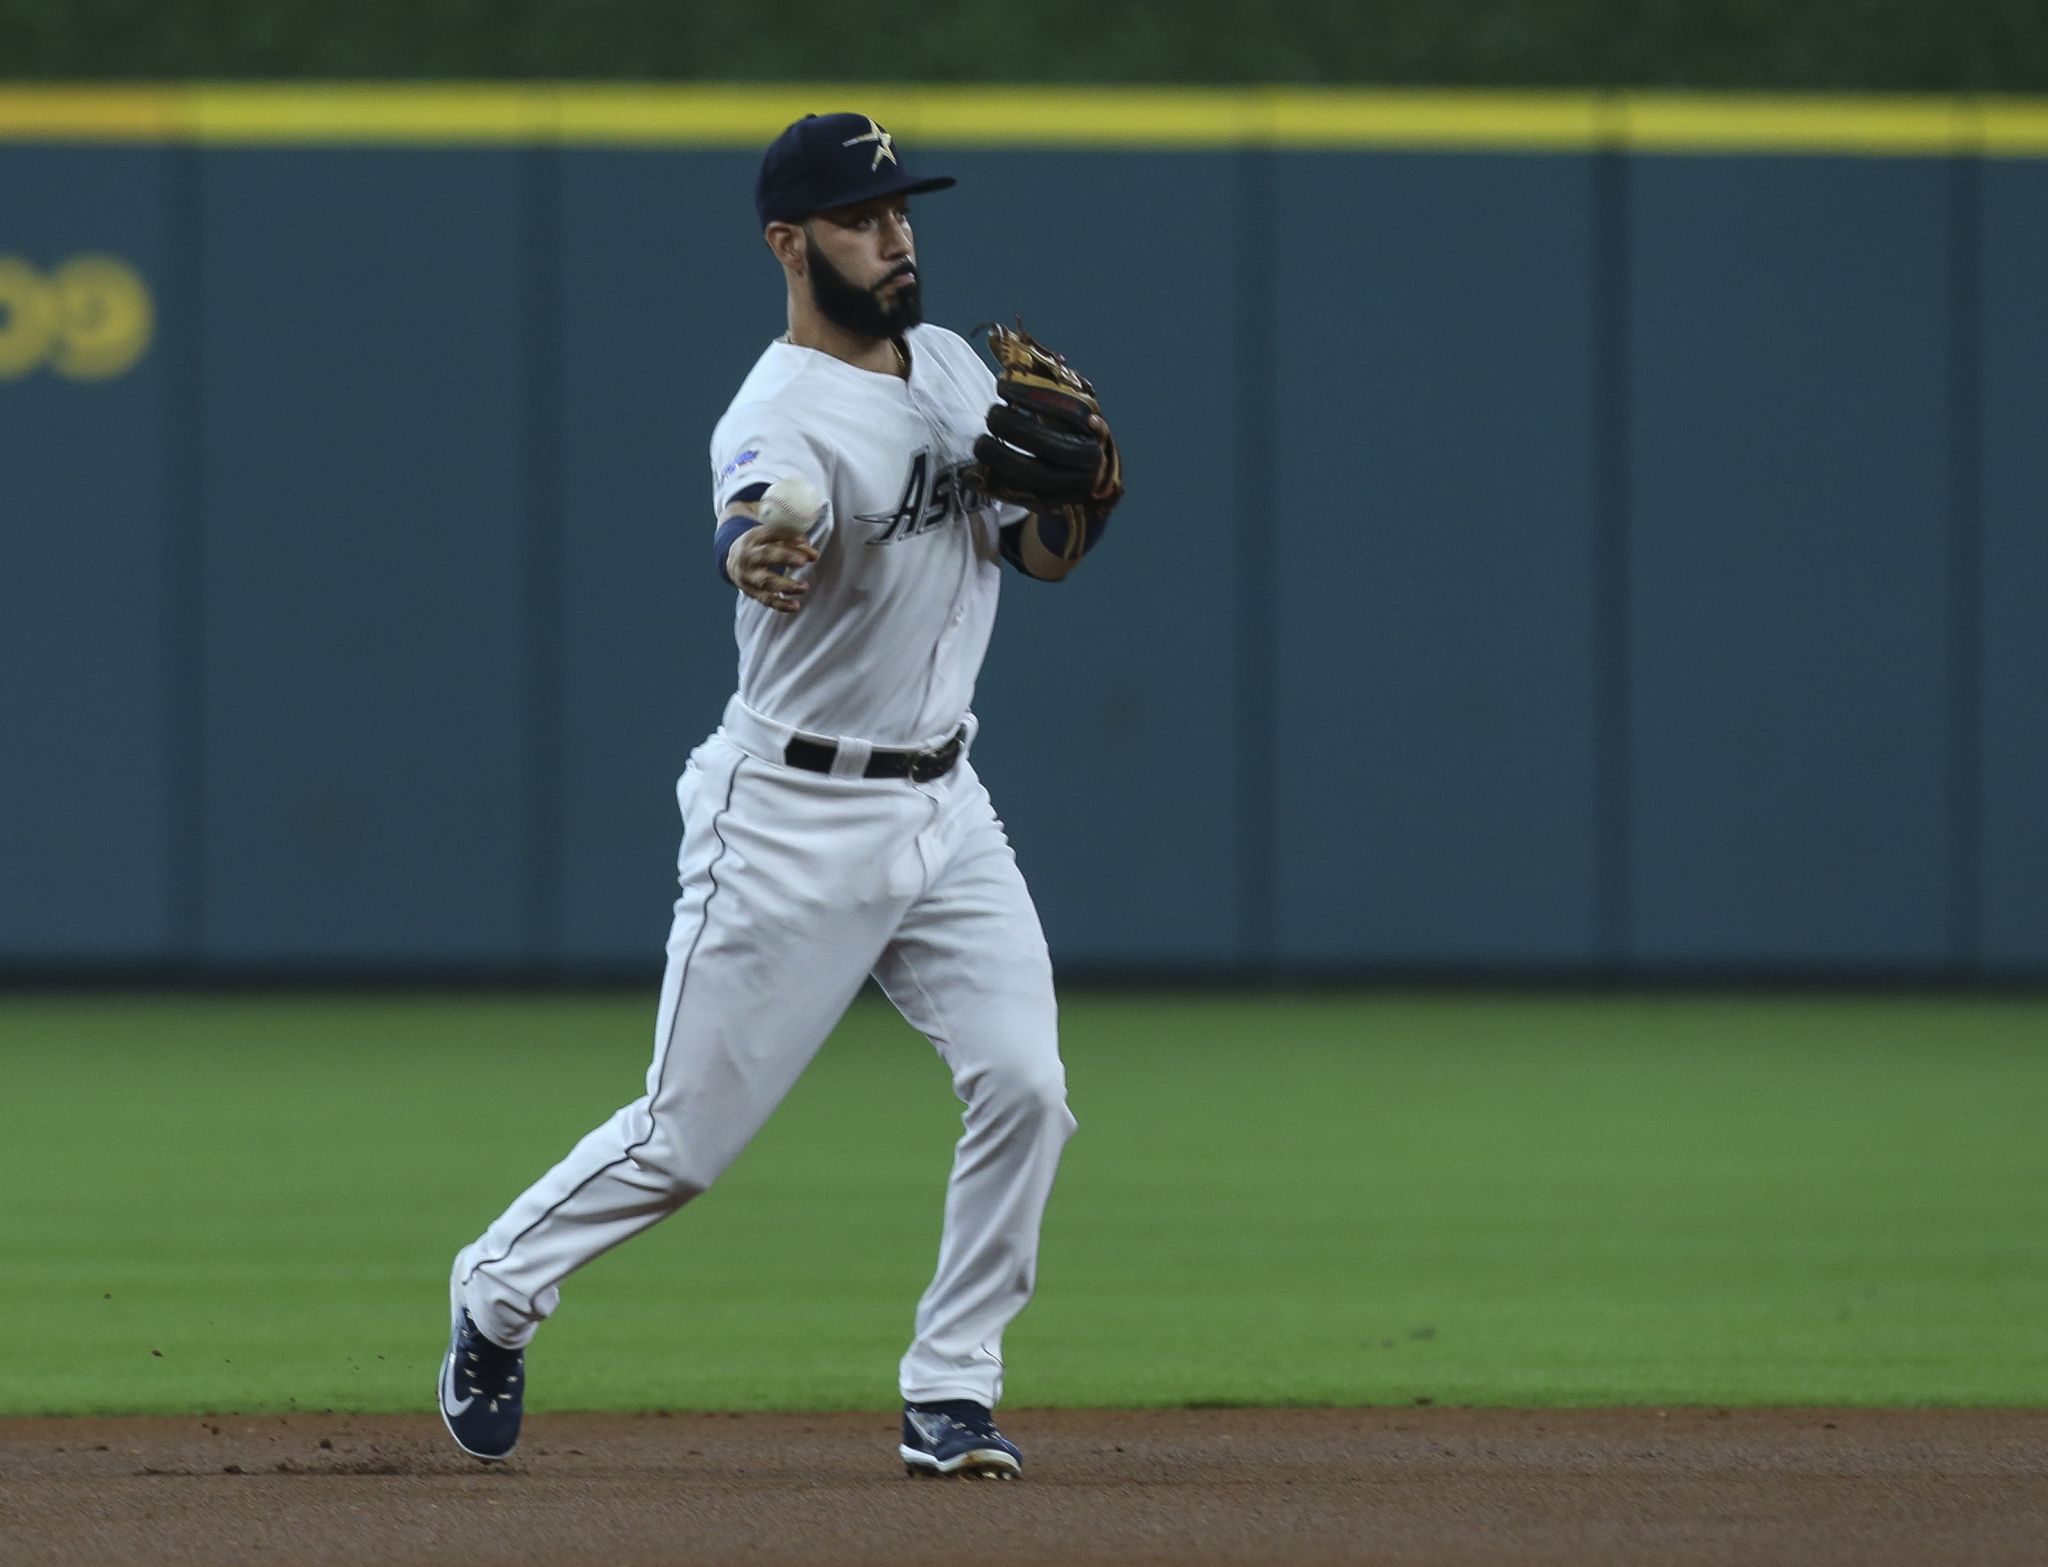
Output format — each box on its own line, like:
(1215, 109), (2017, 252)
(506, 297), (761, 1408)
(1, 84), (2045, 156)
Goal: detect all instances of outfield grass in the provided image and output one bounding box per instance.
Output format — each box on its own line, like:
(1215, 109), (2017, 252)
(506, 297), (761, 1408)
(2, 991), (2043, 1415)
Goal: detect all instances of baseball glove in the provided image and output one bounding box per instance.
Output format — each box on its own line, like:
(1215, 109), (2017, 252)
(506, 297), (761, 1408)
(970, 322), (1124, 546)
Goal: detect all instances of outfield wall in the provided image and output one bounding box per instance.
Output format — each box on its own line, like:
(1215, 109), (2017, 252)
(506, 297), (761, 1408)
(3, 88), (2045, 980)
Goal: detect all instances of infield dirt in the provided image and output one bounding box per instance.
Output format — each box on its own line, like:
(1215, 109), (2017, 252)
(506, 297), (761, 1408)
(2, 1407), (2043, 1566)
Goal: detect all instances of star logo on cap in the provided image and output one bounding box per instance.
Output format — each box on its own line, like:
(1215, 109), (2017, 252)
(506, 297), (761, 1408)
(841, 117), (898, 171)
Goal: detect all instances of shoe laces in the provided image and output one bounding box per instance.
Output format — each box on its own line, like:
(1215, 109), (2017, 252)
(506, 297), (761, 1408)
(458, 1320), (523, 1408)
(911, 1399), (999, 1439)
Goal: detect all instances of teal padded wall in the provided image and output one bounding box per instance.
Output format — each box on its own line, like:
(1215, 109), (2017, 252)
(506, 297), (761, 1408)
(0, 147), (180, 962)
(1978, 160), (2048, 978)
(0, 140), (2040, 980)
(552, 149), (770, 967)
(1269, 152), (1603, 970)
(1625, 157), (1956, 971)
(193, 151), (536, 966)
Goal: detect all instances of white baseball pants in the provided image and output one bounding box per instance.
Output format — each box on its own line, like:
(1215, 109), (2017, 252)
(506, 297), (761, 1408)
(455, 707), (1075, 1408)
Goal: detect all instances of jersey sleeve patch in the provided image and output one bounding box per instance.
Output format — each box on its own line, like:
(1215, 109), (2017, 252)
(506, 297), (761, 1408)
(710, 422), (832, 527)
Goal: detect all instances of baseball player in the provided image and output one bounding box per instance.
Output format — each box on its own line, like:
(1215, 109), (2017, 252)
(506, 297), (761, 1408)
(439, 111), (1123, 1481)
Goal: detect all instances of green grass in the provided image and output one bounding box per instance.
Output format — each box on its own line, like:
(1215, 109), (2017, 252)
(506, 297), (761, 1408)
(2, 991), (2044, 1415)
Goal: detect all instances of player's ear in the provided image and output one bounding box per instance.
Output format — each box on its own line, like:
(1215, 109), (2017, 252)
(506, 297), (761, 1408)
(764, 222), (806, 274)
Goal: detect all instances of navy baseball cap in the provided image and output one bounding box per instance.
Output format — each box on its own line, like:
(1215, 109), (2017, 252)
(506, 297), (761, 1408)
(755, 112), (957, 227)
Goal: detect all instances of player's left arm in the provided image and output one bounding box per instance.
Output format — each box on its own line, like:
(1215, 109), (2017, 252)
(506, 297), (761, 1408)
(972, 323), (1122, 584)
(997, 412), (1118, 582)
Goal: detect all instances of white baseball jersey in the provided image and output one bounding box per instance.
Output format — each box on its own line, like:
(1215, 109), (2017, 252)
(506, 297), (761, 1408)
(709, 323), (1025, 749)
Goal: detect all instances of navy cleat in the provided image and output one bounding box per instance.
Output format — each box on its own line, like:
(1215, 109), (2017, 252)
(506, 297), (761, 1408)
(899, 1400), (1022, 1480)
(439, 1274), (524, 1462)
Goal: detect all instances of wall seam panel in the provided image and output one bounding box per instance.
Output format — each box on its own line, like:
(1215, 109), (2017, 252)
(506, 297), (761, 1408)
(1947, 143), (1985, 975)
(521, 143), (568, 974)
(162, 143), (206, 969)
(1233, 145), (1276, 975)
(1594, 125), (1635, 974)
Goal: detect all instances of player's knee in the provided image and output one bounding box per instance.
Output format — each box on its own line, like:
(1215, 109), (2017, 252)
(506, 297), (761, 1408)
(638, 1159), (710, 1208)
(971, 1053), (1072, 1130)
(628, 1129), (716, 1205)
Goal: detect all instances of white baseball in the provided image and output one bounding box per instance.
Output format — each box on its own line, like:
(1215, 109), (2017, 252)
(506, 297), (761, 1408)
(756, 476), (824, 537)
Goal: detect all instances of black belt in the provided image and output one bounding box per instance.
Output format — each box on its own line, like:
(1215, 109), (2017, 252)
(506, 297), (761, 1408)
(784, 726), (966, 783)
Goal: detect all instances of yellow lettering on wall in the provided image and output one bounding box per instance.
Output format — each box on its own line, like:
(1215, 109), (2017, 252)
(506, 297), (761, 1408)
(0, 255), (155, 381)
(0, 256), (60, 379)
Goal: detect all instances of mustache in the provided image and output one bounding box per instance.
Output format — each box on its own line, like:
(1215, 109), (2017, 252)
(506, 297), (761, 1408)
(878, 263), (918, 289)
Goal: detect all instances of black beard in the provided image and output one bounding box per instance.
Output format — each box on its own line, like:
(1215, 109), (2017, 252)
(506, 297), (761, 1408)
(805, 233), (922, 340)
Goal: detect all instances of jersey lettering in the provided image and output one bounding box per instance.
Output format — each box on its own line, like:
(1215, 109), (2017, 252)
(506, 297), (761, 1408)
(858, 450), (990, 546)
(709, 325), (1007, 741)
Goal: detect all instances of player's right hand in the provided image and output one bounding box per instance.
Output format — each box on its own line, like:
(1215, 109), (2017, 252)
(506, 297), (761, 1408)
(728, 526), (820, 615)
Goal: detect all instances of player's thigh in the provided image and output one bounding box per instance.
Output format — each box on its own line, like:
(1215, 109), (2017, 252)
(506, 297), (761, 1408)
(667, 737), (923, 967)
(643, 743), (918, 1175)
(875, 782), (1060, 1084)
